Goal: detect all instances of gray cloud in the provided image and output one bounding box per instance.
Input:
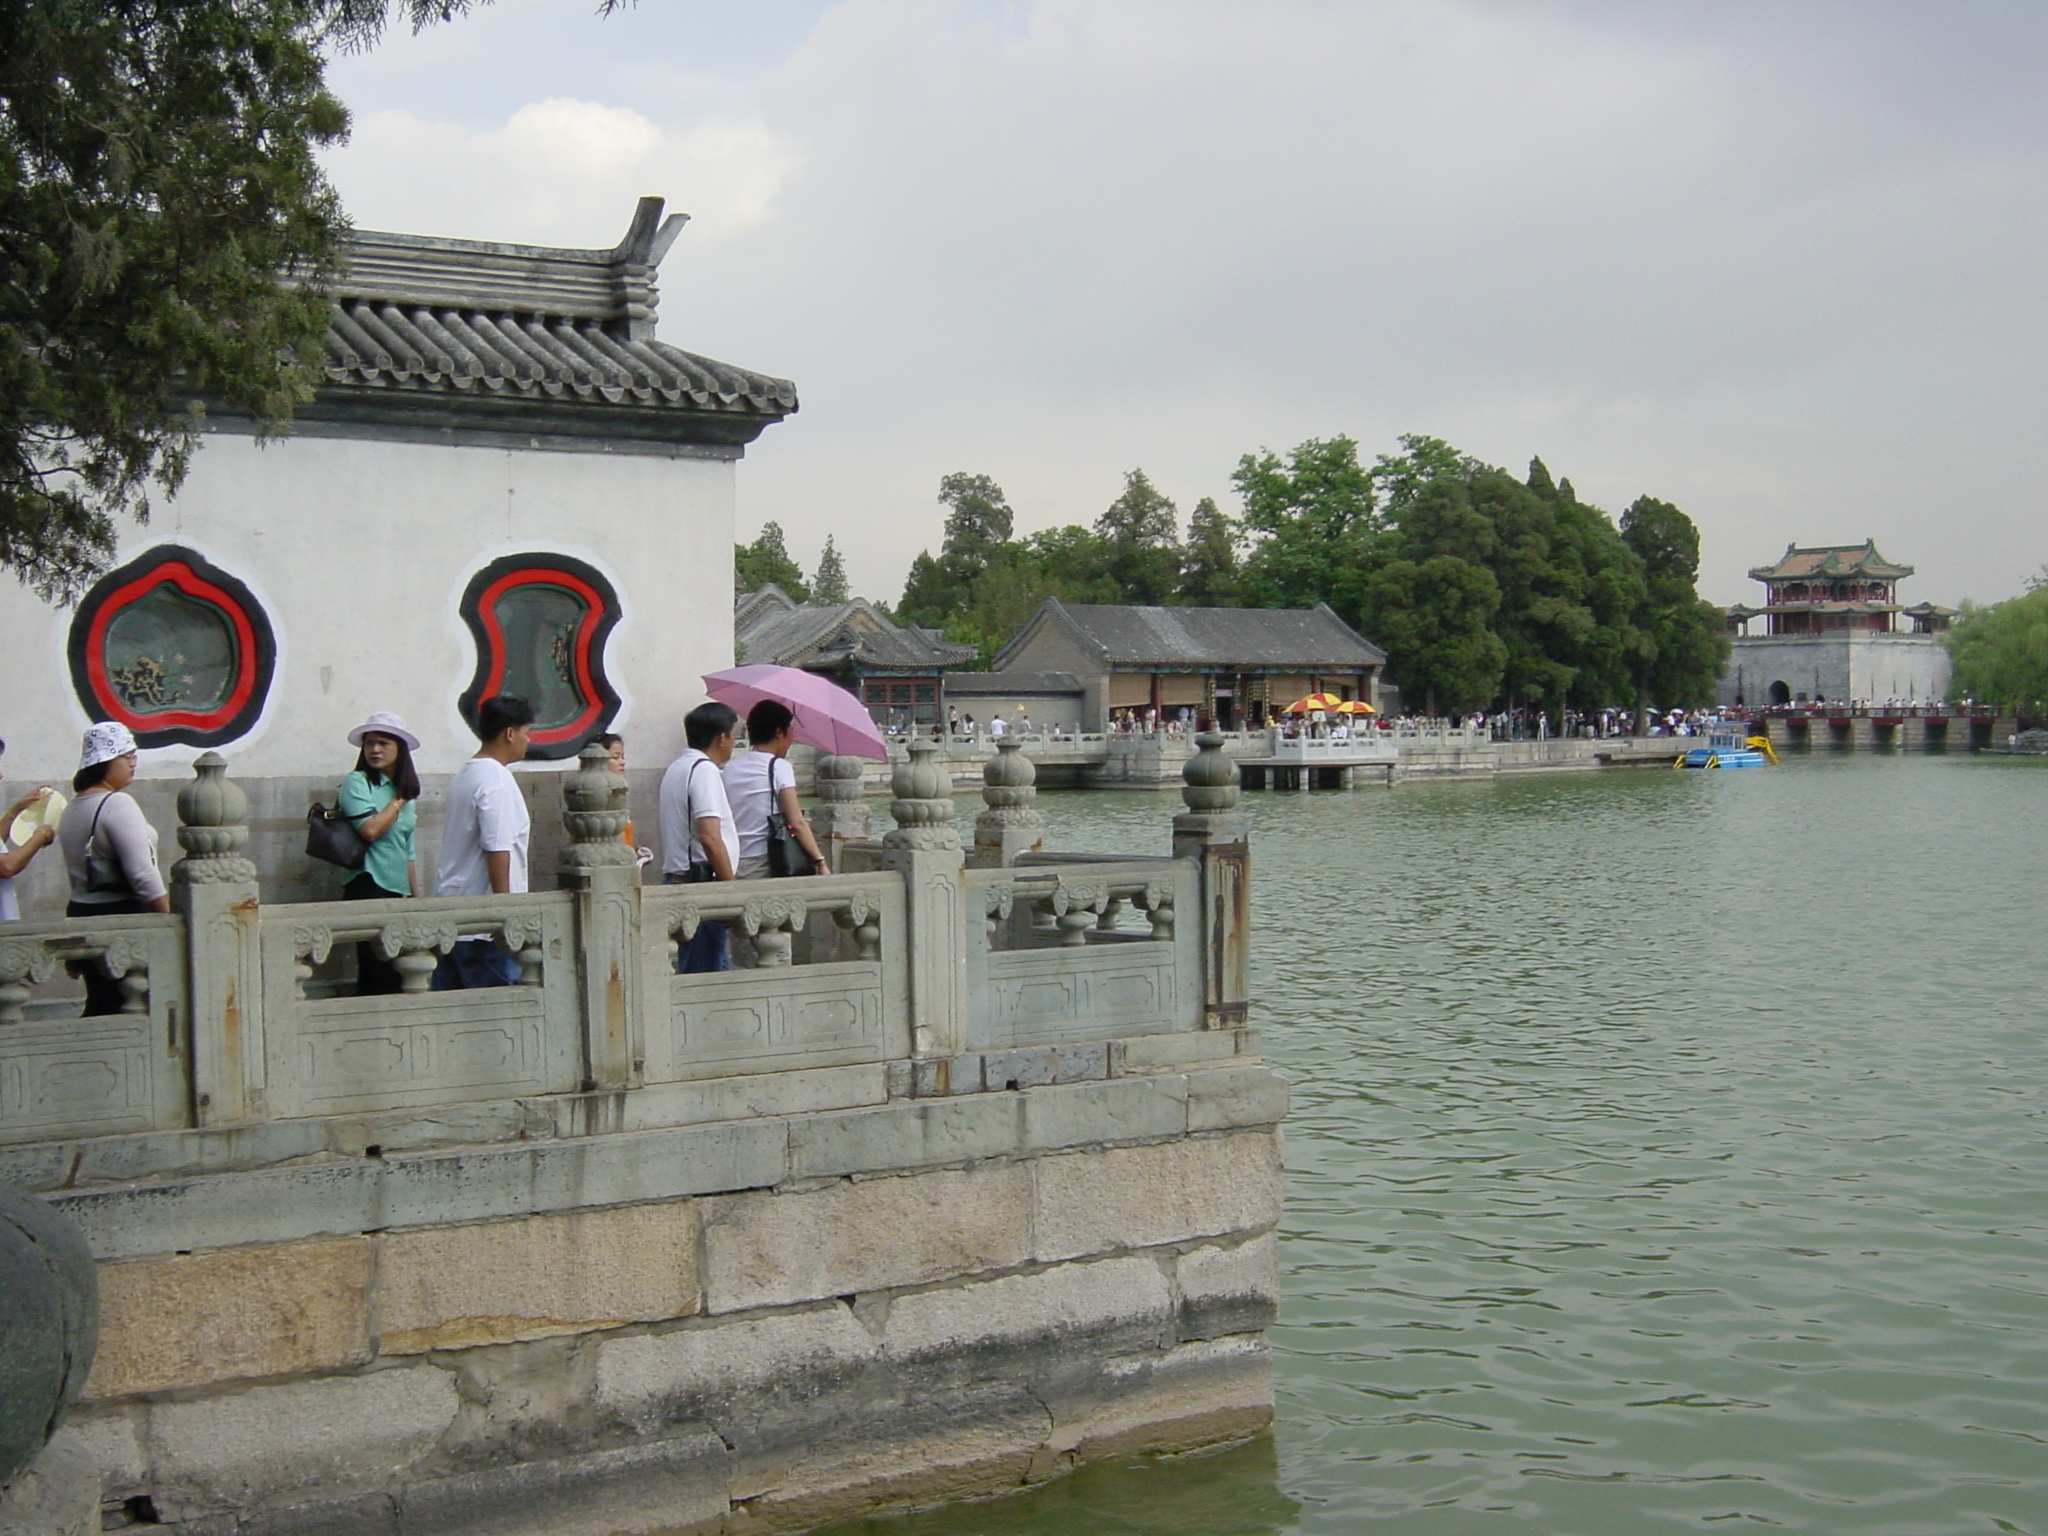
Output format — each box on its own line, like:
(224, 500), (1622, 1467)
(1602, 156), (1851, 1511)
(323, 0), (2048, 608)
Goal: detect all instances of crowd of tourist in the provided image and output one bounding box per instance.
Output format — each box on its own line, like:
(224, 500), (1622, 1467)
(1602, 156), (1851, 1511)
(0, 693), (834, 1009)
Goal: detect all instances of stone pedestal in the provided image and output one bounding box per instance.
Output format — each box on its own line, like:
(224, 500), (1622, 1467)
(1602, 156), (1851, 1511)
(1172, 732), (1250, 1030)
(172, 754), (264, 1126)
(882, 738), (967, 1057)
(559, 742), (641, 1089)
(809, 753), (872, 864)
(971, 738), (1044, 868)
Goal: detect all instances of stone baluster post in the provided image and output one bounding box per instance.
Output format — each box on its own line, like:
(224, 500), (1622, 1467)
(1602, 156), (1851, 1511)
(971, 737), (1044, 868)
(559, 741), (640, 1090)
(173, 753), (265, 1125)
(1172, 731), (1249, 1031)
(808, 754), (871, 867)
(882, 735), (967, 1057)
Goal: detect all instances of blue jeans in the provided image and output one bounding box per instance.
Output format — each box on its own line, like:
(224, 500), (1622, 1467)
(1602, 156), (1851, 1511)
(677, 921), (729, 974)
(432, 938), (522, 990)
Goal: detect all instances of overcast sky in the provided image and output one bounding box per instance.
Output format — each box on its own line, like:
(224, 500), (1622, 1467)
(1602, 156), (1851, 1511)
(321, 0), (2048, 610)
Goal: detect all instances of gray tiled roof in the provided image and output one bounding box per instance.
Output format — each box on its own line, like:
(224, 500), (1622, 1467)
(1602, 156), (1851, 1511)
(736, 592), (976, 673)
(315, 198), (796, 441)
(1002, 601), (1385, 670)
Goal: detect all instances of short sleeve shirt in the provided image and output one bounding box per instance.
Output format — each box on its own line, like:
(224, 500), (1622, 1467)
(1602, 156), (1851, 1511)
(659, 749), (736, 876)
(721, 751), (795, 863)
(435, 757), (529, 896)
(337, 770), (416, 896)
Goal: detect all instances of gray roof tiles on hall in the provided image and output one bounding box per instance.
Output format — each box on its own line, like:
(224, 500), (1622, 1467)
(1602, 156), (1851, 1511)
(1003, 600), (1386, 670)
(736, 593), (976, 673)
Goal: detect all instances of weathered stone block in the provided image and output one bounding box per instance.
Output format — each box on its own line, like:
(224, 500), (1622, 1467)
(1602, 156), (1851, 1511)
(882, 1255), (1172, 1360)
(148, 1364), (458, 1515)
(377, 1202), (700, 1354)
(702, 1165), (1031, 1313)
(1175, 1232), (1279, 1340)
(87, 1237), (371, 1399)
(606, 1064), (890, 1134)
(1038, 1334), (1273, 1465)
(980, 1048), (1057, 1092)
(787, 1096), (1022, 1179)
(1031, 1132), (1281, 1262)
(595, 1306), (878, 1430)
(395, 1434), (731, 1536)
(1019, 1074), (1188, 1151)
(1111, 1031), (1241, 1074)
(911, 1056), (983, 1098)
(0, 1428), (98, 1536)
(1184, 1064), (1291, 1132)
(1051, 1042), (1110, 1084)
(61, 1405), (147, 1501)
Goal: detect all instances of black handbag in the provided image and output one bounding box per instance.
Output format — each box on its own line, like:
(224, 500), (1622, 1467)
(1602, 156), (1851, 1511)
(306, 802), (369, 871)
(762, 760), (817, 877)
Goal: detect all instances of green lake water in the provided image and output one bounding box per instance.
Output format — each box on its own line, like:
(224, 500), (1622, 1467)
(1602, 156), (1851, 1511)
(819, 753), (2048, 1536)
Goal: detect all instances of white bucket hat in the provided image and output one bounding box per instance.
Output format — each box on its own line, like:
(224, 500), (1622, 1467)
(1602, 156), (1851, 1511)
(347, 711), (420, 752)
(79, 721), (138, 770)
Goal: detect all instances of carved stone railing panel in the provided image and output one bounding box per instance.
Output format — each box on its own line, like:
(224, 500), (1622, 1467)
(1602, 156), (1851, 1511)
(257, 893), (579, 1118)
(0, 916), (190, 1146)
(963, 861), (1200, 1051)
(639, 873), (907, 1084)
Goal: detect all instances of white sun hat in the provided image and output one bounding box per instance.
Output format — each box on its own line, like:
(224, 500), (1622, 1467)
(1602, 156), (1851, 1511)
(79, 721), (138, 770)
(347, 712), (421, 752)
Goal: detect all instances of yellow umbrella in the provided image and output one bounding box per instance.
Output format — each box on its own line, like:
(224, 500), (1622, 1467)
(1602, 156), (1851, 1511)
(1335, 699), (1377, 715)
(1284, 693), (1347, 714)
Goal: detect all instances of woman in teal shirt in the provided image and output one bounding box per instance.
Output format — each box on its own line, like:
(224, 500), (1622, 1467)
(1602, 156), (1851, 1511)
(337, 711), (420, 995)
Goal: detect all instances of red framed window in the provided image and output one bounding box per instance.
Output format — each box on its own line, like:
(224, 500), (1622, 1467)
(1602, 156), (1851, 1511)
(457, 553), (622, 760)
(67, 545), (276, 748)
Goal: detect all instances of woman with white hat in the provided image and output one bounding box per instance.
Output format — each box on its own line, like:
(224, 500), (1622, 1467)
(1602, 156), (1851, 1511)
(336, 711), (421, 995)
(57, 722), (168, 1015)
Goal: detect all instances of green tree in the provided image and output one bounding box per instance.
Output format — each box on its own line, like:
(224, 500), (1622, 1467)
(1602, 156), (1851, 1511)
(1233, 436), (1381, 624)
(1946, 577), (2048, 713)
(1179, 497), (1242, 605)
(811, 534), (849, 605)
(1094, 468), (1181, 604)
(1620, 495), (1729, 712)
(735, 521), (807, 600)
(1363, 554), (1507, 716)
(0, 1), (538, 601)
(898, 471), (1017, 627)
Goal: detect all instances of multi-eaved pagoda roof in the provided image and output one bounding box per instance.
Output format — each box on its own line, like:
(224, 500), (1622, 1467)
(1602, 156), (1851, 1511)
(1748, 541), (1912, 585)
(292, 197), (796, 452)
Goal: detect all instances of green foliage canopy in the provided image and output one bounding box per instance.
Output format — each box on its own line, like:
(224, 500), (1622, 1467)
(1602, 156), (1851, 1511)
(1946, 578), (2048, 714)
(735, 521), (806, 601)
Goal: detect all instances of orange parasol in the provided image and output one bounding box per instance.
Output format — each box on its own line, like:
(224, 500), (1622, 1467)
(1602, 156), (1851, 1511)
(1284, 693), (1347, 714)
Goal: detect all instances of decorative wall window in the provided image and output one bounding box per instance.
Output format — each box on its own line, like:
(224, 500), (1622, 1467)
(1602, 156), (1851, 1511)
(68, 545), (276, 748)
(458, 553), (622, 759)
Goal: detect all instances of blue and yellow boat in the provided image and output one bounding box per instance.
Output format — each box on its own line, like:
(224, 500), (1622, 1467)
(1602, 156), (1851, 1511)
(1677, 722), (1777, 769)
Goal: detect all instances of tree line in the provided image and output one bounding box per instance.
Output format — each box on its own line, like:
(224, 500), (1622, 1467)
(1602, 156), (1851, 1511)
(757, 435), (1729, 717)
(1945, 573), (2048, 717)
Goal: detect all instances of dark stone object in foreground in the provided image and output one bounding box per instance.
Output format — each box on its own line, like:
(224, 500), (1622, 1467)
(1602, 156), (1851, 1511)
(0, 1186), (99, 1488)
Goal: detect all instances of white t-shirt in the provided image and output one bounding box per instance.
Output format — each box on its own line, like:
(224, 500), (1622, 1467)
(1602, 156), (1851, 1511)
(436, 756), (530, 896)
(659, 749), (736, 876)
(721, 750), (795, 863)
(0, 875), (16, 922)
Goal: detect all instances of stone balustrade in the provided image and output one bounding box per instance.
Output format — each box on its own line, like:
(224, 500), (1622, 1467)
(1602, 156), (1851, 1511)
(0, 737), (1250, 1155)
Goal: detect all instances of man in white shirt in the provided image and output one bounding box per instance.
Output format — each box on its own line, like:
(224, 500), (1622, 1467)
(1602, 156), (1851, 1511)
(433, 694), (534, 989)
(658, 701), (738, 972)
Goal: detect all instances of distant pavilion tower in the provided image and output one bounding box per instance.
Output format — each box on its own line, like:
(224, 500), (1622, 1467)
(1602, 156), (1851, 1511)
(1718, 541), (1955, 706)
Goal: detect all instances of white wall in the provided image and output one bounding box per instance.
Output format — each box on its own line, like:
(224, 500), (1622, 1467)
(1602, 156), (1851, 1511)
(1720, 634), (1952, 706)
(0, 431), (737, 789)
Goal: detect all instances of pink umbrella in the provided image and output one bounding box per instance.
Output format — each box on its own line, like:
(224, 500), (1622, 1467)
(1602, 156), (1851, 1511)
(701, 665), (890, 761)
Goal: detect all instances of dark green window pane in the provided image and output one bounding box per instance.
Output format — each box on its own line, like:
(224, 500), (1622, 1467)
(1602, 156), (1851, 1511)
(103, 587), (236, 715)
(497, 582), (588, 732)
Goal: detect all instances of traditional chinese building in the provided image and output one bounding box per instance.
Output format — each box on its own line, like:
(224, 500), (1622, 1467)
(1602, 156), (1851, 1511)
(0, 199), (794, 901)
(983, 600), (1387, 731)
(733, 584), (976, 728)
(1719, 542), (1954, 706)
